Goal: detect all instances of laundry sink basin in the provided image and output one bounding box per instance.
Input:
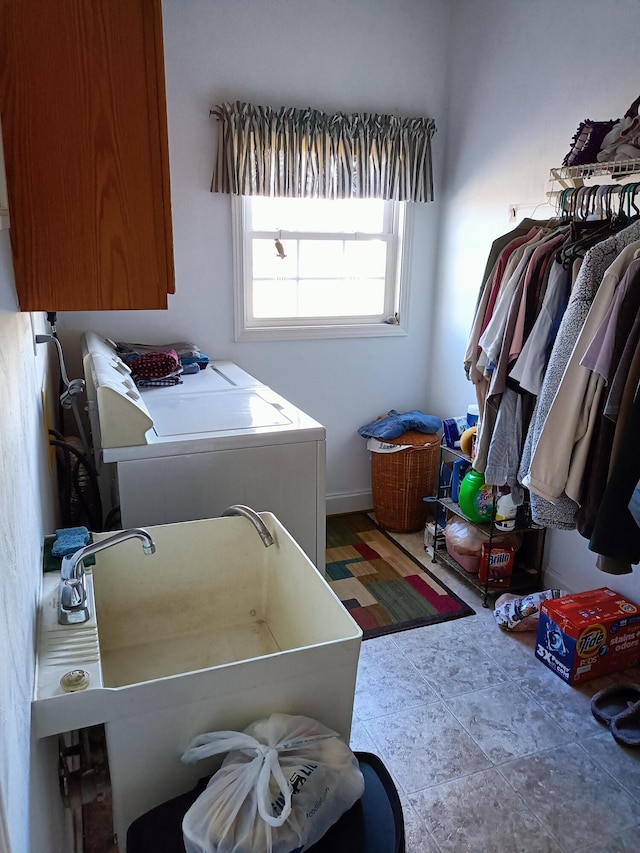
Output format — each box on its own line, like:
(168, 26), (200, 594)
(33, 513), (361, 849)
(92, 517), (317, 688)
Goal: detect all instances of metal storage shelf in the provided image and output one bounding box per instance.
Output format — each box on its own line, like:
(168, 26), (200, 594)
(430, 445), (545, 607)
(439, 496), (543, 537)
(434, 544), (541, 601)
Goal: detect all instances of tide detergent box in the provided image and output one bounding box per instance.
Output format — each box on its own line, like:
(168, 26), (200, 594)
(535, 587), (640, 685)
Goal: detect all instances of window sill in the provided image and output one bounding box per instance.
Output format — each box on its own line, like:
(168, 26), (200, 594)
(236, 321), (408, 342)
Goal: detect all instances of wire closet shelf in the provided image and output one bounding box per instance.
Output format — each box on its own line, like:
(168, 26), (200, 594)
(546, 158), (640, 220)
(549, 158), (640, 188)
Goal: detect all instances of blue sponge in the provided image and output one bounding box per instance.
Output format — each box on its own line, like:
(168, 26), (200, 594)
(51, 526), (90, 557)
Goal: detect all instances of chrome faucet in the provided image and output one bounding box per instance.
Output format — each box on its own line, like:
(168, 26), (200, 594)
(221, 505), (275, 547)
(58, 528), (156, 625)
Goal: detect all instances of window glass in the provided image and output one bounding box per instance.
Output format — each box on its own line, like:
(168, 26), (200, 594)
(249, 196), (386, 232)
(233, 196), (409, 340)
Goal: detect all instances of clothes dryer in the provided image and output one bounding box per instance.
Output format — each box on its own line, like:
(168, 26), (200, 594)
(82, 333), (326, 570)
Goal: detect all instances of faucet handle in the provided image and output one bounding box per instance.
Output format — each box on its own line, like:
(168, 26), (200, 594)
(60, 578), (86, 610)
(60, 552), (88, 581)
(61, 554), (78, 581)
(57, 528), (156, 626)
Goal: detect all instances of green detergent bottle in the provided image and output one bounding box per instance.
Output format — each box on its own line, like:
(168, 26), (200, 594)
(457, 469), (494, 523)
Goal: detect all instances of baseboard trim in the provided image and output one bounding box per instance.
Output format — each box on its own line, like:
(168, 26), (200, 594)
(326, 491), (373, 516)
(541, 565), (574, 595)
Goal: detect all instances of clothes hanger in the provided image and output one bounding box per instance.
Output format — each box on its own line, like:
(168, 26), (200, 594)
(580, 185), (596, 220)
(586, 184), (600, 218)
(628, 182), (640, 222)
(616, 184), (629, 219)
(594, 183), (610, 220)
(558, 184), (627, 269)
(558, 187), (573, 222)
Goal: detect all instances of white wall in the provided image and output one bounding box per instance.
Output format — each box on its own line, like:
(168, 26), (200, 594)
(56, 0), (452, 512)
(434, 0), (640, 599)
(0, 229), (66, 852)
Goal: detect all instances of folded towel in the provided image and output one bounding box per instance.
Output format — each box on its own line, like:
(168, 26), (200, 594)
(51, 526), (90, 557)
(116, 340), (208, 360)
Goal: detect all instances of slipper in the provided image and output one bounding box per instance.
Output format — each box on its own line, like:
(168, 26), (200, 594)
(610, 700), (640, 748)
(590, 684), (640, 726)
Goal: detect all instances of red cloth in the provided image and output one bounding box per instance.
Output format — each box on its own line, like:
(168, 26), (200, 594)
(131, 349), (179, 379)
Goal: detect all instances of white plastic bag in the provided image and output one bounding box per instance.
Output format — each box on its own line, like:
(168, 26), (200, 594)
(180, 713), (365, 853)
(444, 518), (521, 556)
(493, 589), (567, 632)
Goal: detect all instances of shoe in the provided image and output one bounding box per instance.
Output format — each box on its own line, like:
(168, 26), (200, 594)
(590, 684), (640, 726)
(610, 700), (640, 748)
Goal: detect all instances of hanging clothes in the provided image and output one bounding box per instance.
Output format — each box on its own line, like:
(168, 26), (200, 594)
(464, 190), (640, 572)
(522, 238), (640, 505)
(590, 374), (640, 572)
(476, 230), (551, 378)
(484, 386), (523, 495)
(465, 223), (548, 400)
(518, 218), (640, 530)
(472, 229), (552, 474)
(482, 229), (570, 486)
(465, 219), (548, 377)
(575, 266), (640, 542)
(508, 259), (571, 396)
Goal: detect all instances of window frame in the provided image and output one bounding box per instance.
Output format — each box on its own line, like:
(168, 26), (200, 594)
(231, 195), (412, 341)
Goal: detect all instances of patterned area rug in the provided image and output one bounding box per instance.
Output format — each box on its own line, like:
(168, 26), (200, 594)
(326, 512), (474, 639)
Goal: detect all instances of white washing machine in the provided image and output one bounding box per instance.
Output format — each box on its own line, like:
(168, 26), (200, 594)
(81, 333), (326, 570)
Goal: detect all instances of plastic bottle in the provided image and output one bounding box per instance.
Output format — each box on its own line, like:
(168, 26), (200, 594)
(495, 491), (517, 531)
(450, 458), (470, 502)
(457, 469), (494, 523)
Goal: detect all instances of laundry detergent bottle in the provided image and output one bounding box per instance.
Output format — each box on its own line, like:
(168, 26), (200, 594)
(495, 490), (517, 531)
(457, 469), (494, 523)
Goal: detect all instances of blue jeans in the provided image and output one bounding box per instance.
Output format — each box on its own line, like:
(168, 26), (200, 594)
(358, 410), (442, 440)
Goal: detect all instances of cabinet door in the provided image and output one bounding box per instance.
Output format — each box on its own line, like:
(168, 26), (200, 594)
(0, 0), (174, 310)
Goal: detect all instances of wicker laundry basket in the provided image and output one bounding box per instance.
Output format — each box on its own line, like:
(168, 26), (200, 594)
(370, 431), (440, 533)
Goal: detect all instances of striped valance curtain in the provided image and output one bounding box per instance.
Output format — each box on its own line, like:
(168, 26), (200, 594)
(210, 101), (437, 202)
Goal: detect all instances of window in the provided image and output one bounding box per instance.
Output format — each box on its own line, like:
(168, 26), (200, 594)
(232, 195), (411, 341)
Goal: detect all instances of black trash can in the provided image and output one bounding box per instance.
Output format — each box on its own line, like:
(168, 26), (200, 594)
(126, 751), (405, 853)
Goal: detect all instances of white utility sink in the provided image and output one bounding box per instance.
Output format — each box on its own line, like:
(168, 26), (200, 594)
(33, 513), (361, 850)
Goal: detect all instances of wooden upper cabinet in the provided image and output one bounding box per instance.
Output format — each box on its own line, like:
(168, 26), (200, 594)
(0, 0), (175, 310)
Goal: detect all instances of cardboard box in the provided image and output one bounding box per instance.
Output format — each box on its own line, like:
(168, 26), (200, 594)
(424, 521), (445, 557)
(535, 587), (640, 685)
(478, 544), (515, 587)
(443, 538), (515, 580)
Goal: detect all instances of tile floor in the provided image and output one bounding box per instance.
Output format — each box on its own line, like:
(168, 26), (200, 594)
(348, 529), (640, 853)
